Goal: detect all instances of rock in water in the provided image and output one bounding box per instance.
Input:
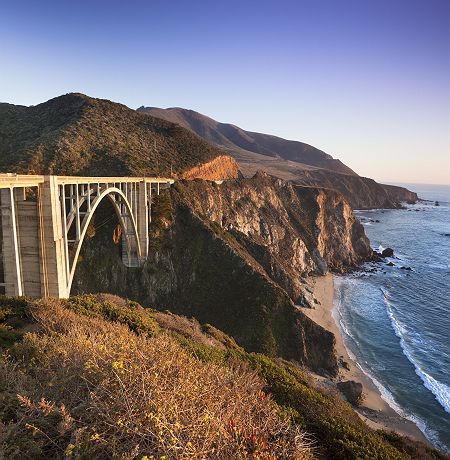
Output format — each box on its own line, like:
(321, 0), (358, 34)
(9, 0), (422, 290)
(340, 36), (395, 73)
(381, 247), (394, 257)
(337, 380), (364, 406)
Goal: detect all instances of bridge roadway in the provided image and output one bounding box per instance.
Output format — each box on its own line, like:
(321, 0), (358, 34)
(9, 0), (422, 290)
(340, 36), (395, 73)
(0, 174), (174, 298)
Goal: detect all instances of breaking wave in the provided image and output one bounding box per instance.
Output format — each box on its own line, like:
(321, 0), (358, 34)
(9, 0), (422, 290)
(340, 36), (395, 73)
(381, 288), (450, 415)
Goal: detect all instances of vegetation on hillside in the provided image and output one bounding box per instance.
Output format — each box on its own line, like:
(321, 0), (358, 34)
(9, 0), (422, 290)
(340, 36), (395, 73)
(0, 94), (230, 177)
(1, 295), (445, 459)
(0, 297), (308, 459)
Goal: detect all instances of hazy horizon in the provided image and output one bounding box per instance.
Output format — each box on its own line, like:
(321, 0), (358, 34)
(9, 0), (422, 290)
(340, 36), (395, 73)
(1, 0), (449, 185)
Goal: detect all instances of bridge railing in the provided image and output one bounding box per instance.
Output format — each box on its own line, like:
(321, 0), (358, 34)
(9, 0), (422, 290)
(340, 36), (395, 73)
(0, 174), (174, 189)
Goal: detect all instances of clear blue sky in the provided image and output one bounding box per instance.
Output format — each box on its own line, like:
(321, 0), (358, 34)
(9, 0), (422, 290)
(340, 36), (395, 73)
(1, 0), (449, 184)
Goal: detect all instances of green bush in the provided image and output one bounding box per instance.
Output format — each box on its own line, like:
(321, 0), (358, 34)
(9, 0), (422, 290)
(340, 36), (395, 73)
(65, 294), (160, 336)
(0, 296), (29, 348)
(0, 324), (23, 348)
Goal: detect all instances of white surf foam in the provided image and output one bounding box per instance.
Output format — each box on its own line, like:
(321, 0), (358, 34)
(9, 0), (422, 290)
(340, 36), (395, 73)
(334, 280), (448, 451)
(382, 291), (450, 415)
(353, 355), (443, 450)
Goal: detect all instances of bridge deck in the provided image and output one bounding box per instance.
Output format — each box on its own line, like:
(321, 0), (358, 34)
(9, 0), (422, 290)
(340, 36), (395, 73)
(0, 174), (174, 188)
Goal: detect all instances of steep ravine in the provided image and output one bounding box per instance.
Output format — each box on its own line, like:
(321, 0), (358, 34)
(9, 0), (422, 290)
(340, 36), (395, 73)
(72, 174), (372, 375)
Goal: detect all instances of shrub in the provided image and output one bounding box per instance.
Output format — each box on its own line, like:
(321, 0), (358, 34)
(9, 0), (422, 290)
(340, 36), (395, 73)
(0, 296), (29, 348)
(0, 300), (310, 459)
(65, 294), (160, 336)
(0, 323), (23, 348)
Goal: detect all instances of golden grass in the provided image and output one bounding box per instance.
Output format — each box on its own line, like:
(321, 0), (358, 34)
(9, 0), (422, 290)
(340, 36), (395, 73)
(0, 300), (310, 459)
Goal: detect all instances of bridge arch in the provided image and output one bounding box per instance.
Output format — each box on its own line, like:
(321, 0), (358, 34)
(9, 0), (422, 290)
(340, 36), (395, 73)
(67, 187), (141, 294)
(1, 174), (174, 298)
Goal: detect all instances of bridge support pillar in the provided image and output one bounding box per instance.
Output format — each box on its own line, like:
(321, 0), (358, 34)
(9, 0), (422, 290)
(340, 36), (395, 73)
(0, 188), (23, 296)
(138, 182), (149, 262)
(39, 176), (69, 298)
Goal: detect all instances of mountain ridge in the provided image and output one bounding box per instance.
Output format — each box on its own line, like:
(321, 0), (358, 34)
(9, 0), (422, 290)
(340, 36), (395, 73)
(137, 105), (357, 176)
(138, 106), (418, 208)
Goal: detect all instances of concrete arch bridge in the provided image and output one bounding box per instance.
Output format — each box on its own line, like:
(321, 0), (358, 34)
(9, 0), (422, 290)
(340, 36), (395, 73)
(0, 174), (174, 298)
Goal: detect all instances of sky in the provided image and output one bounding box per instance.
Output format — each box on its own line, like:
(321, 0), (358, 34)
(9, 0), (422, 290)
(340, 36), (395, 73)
(1, 0), (449, 184)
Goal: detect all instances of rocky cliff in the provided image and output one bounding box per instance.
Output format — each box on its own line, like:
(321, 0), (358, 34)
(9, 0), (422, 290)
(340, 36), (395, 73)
(382, 183), (419, 204)
(170, 172), (371, 299)
(0, 94), (238, 180)
(72, 173), (372, 375)
(293, 169), (419, 209)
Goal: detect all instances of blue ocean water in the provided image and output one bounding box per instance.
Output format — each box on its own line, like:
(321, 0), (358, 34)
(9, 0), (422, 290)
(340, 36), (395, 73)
(334, 183), (450, 452)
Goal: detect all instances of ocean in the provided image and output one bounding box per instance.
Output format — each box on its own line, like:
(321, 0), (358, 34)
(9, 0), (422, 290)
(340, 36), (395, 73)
(334, 183), (450, 452)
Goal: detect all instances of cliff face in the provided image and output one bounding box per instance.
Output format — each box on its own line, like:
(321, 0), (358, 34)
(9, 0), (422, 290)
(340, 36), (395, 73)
(382, 183), (418, 204)
(293, 169), (418, 209)
(72, 174), (371, 375)
(171, 172), (371, 301)
(0, 94), (238, 180)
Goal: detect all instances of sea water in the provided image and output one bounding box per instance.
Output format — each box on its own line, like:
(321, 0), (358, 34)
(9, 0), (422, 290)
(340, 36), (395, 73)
(334, 184), (450, 452)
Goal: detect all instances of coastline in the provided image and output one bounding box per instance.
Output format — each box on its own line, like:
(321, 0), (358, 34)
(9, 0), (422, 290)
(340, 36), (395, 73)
(302, 273), (428, 444)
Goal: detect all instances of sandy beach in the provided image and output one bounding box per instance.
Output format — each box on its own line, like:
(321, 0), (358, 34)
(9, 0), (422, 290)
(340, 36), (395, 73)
(302, 273), (428, 443)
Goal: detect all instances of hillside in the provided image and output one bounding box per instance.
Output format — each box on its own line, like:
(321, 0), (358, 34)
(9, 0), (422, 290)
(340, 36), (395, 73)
(71, 173), (372, 375)
(0, 94), (239, 179)
(138, 106), (418, 208)
(137, 106), (357, 175)
(1, 295), (444, 459)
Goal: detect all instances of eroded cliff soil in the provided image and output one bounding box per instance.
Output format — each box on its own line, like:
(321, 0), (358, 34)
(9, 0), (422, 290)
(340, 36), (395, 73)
(72, 173), (372, 375)
(179, 155), (239, 180)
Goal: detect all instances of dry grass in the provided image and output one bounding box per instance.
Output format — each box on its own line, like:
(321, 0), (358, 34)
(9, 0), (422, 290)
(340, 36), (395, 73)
(0, 300), (310, 459)
(152, 311), (227, 350)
